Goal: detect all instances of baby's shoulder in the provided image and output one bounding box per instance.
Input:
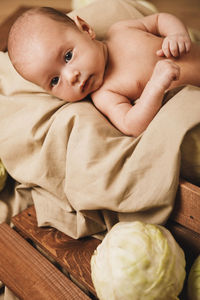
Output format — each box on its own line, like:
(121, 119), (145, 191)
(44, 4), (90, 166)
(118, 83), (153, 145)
(107, 20), (129, 35)
(107, 18), (145, 34)
(106, 19), (143, 41)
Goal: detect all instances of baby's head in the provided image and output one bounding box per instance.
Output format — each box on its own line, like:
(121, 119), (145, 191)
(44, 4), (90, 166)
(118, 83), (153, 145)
(8, 7), (107, 101)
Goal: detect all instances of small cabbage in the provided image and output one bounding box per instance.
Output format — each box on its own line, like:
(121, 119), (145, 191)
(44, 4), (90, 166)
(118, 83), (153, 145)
(0, 159), (7, 192)
(188, 255), (200, 300)
(91, 221), (186, 300)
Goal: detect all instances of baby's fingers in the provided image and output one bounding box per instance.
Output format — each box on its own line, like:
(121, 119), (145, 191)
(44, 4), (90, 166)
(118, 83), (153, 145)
(169, 40), (179, 57)
(160, 39), (171, 58)
(177, 40), (191, 55)
(185, 40), (191, 52)
(157, 34), (192, 58)
(156, 49), (164, 57)
(177, 41), (186, 55)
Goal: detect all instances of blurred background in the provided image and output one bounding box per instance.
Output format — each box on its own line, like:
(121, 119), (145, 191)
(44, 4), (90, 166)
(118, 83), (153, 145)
(0, 0), (199, 29)
(0, 0), (70, 24)
(151, 0), (200, 30)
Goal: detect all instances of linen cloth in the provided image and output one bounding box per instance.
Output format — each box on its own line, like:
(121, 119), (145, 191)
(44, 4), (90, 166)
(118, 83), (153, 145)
(0, 54), (199, 238)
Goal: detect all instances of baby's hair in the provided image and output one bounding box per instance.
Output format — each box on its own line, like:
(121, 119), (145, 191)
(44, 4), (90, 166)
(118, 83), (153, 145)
(8, 6), (75, 39)
(27, 6), (76, 27)
(8, 6), (76, 68)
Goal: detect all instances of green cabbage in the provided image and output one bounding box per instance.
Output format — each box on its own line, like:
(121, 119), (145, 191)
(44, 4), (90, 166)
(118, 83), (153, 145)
(0, 159), (7, 192)
(188, 255), (200, 300)
(91, 221), (186, 300)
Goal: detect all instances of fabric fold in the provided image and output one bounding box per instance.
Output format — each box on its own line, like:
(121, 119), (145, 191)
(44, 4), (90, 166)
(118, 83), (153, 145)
(0, 78), (200, 238)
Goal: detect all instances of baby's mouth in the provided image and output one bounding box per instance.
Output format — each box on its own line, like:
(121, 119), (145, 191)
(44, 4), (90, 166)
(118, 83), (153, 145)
(81, 75), (92, 93)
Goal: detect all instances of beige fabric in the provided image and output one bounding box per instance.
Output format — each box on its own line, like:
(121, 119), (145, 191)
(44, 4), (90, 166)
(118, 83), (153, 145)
(3, 289), (18, 300)
(0, 0), (199, 243)
(0, 0), (199, 241)
(68, 0), (155, 40)
(0, 49), (200, 238)
(0, 0), (156, 237)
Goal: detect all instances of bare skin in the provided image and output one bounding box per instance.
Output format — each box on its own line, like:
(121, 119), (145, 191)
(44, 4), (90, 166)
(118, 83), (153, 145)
(8, 11), (200, 137)
(92, 15), (200, 136)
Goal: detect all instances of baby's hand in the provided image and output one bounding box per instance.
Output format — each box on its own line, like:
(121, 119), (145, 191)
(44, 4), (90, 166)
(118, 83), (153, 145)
(150, 59), (180, 91)
(156, 33), (191, 58)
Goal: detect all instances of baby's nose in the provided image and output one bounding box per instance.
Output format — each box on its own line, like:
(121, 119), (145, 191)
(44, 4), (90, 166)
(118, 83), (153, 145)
(68, 70), (80, 85)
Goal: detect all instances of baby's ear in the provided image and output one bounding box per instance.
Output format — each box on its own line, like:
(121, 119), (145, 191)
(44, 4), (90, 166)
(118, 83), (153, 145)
(74, 16), (96, 39)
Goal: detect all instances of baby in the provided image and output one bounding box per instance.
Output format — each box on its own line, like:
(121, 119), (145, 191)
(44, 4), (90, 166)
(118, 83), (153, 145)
(8, 7), (200, 137)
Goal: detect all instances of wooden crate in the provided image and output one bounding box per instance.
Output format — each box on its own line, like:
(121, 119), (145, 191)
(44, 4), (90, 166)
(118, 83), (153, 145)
(0, 179), (199, 299)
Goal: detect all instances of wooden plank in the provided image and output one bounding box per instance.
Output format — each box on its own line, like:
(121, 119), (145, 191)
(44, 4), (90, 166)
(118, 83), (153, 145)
(167, 220), (200, 255)
(171, 179), (200, 235)
(0, 223), (91, 300)
(11, 178), (200, 299)
(12, 206), (100, 297)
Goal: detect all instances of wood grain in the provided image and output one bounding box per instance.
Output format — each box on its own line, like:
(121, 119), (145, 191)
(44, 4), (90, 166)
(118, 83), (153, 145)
(0, 222), (91, 300)
(167, 220), (200, 255)
(11, 178), (200, 298)
(12, 206), (101, 297)
(171, 179), (200, 235)
(10, 176), (200, 300)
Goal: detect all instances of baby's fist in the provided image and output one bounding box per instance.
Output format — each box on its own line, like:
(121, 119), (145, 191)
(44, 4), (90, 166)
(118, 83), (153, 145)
(151, 59), (180, 90)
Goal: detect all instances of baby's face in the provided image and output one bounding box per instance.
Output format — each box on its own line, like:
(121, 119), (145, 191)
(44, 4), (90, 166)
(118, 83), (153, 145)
(19, 16), (107, 102)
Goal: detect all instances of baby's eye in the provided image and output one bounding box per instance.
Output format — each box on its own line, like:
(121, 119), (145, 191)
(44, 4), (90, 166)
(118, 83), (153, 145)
(51, 76), (59, 87)
(65, 50), (73, 63)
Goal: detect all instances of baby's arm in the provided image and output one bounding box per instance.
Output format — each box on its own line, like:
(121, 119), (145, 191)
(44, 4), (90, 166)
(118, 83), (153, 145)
(154, 13), (191, 58)
(112, 13), (191, 58)
(92, 59), (180, 137)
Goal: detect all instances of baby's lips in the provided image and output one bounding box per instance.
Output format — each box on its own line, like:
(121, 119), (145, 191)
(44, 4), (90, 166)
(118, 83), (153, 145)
(80, 76), (91, 93)
(80, 80), (86, 92)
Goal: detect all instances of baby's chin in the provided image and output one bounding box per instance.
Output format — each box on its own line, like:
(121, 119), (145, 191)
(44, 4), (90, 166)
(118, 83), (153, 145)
(90, 75), (104, 94)
(52, 93), (87, 103)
